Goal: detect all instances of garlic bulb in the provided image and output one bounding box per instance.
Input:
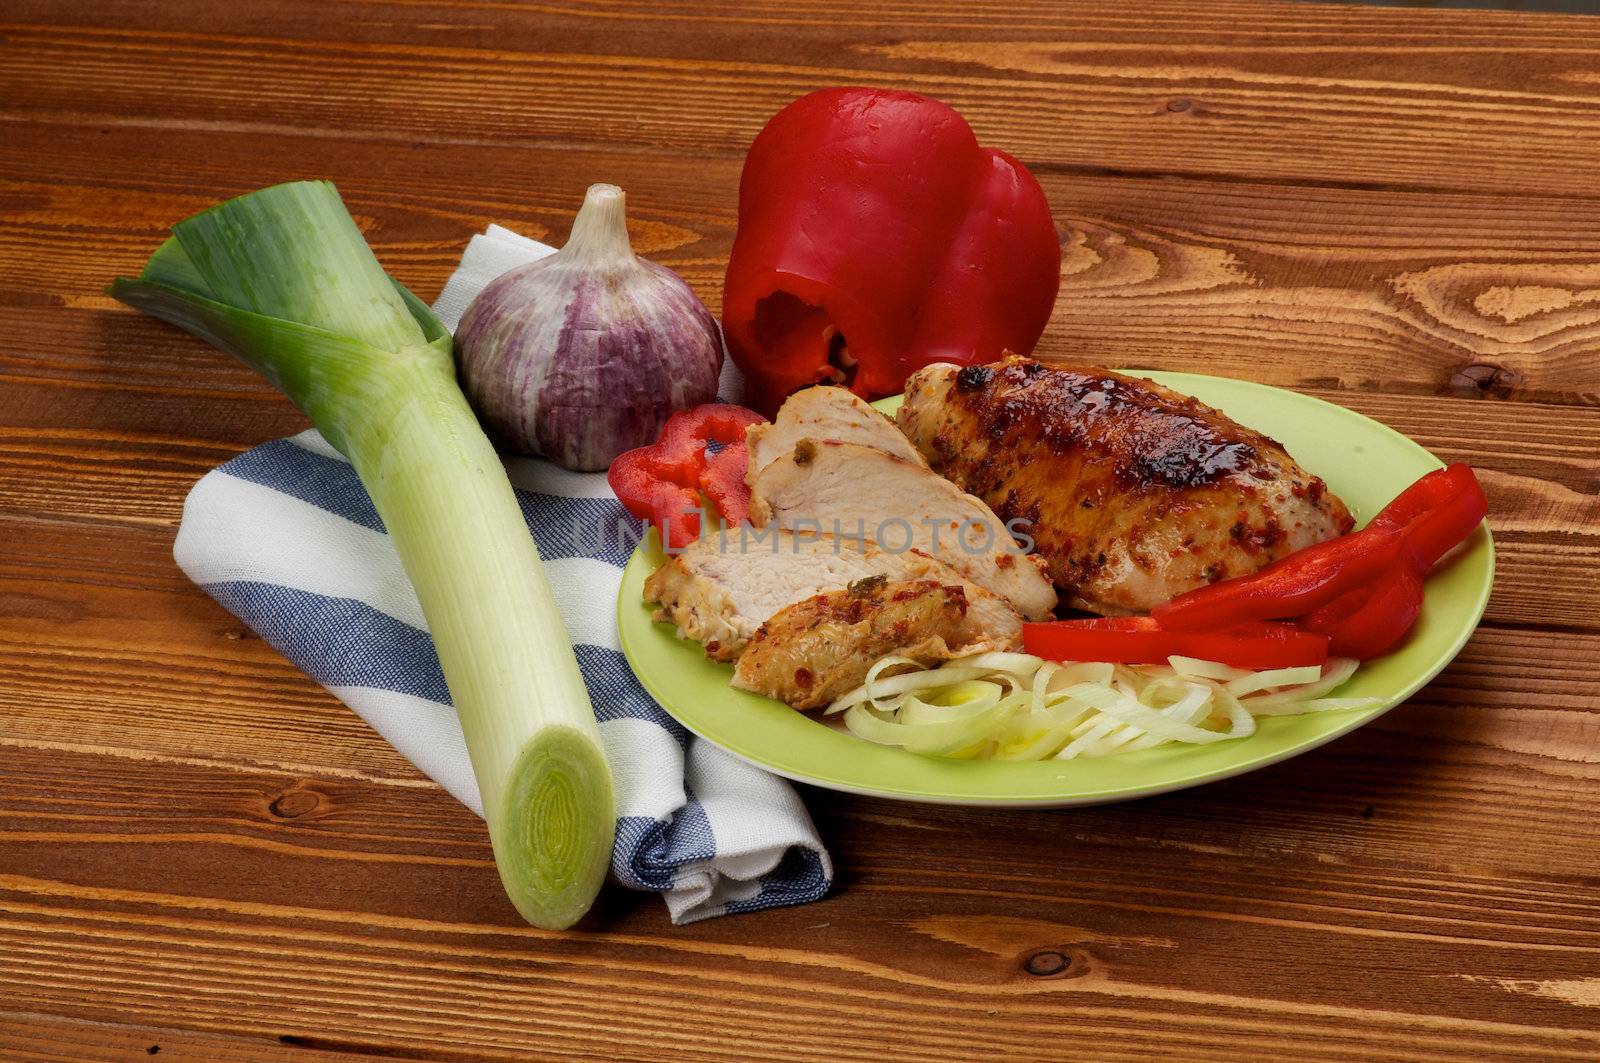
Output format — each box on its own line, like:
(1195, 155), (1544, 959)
(454, 184), (724, 471)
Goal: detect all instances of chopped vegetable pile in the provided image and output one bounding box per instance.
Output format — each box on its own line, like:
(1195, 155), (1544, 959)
(608, 403), (767, 548)
(826, 652), (1378, 762)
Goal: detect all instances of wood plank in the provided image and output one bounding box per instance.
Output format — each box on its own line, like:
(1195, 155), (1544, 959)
(0, 1012), (431, 1063)
(2, 744), (1599, 1062)
(0, 517), (428, 784)
(7, 1), (1600, 198)
(5, 120), (1599, 408)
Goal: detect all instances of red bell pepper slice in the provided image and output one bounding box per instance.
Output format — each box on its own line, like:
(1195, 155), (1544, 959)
(699, 441), (753, 529)
(1153, 526), (1406, 632)
(1368, 463), (1487, 570)
(1023, 616), (1329, 670)
(607, 460), (699, 550)
(1300, 562), (1424, 660)
(607, 404), (766, 549)
(1289, 465), (1481, 660)
(1151, 463), (1484, 659)
(723, 87), (1061, 415)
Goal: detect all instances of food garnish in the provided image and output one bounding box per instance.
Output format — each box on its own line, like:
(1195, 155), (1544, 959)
(1152, 527), (1407, 631)
(455, 183), (724, 471)
(1301, 563), (1423, 660)
(110, 181), (616, 930)
(826, 652), (1378, 761)
(849, 575), (889, 598)
(1022, 617), (1329, 670)
(722, 88), (1061, 414)
(1157, 464), (1487, 658)
(1364, 463), (1491, 568)
(608, 403), (768, 548)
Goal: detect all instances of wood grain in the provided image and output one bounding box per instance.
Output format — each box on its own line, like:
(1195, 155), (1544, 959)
(1, 1013), (429, 1063)
(3, 737), (1600, 1063)
(6, 120), (1600, 406)
(10, 0), (1600, 198)
(3, 0), (1600, 1060)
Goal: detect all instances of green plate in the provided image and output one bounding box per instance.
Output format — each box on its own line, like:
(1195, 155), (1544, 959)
(617, 372), (1494, 807)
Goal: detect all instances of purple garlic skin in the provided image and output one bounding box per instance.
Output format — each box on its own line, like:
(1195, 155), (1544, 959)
(454, 184), (724, 471)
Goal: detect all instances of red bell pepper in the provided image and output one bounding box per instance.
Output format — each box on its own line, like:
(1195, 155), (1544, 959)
(1153, 463), (1485, 659)
(1292, 464), (1483, 659)
(607, 404), (766, 549)
(723, 87), (1061, 415)
(1367, 463), (1487, 570)
(1300, 562), (1424, 660)
(1023, 616), (1329, 670)
(699, 441), (753, 528)
(1153, 526), (1406, 632)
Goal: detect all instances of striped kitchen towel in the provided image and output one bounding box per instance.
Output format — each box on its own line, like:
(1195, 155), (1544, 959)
(172, 224), (831, 923)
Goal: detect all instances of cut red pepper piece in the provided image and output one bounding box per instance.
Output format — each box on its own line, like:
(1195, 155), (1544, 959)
(1368, 463), (1487, 571)
(653, 405), (767, 474)
(723, 87), (1061, 415)
(1023, 617), (1329, 670)
(1153, 526), (1405, 632)
(607, 448), (702, 550)
(1293, 463), (1480, 659)
(1144, 464), (1485, 662)
(1301, 561), (1424, 660)
(699, 441), (753, 529)
(606, 403), (767, 549)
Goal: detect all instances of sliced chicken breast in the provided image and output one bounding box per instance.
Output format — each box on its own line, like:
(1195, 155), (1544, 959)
(747, 440), (1058, 620)
(642, 529), (1021, 662)
(896, 357), (1356, 614)
(745, 385), (926, 480)
(732, 578), (967, 710)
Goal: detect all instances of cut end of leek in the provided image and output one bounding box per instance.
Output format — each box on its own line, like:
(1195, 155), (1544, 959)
(492, 726), (615, 930)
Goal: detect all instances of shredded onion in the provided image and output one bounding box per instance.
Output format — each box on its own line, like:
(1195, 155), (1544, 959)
(827, 651), (1380, 762)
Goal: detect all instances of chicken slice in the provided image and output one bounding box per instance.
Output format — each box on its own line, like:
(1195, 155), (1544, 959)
(643, 529), (1020, 661)
(896, 357), (1355, 615)
(745, 385), (927, 481)
(731, 578), (967, 710)
(747, 440), (1058, 620)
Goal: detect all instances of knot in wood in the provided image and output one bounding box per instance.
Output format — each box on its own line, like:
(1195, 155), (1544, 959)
(1023, 950), (1070, 977)
(1446, 362), (1524, 400)
(269, 789), (321, 819)
(1166, 98), (1192, 113)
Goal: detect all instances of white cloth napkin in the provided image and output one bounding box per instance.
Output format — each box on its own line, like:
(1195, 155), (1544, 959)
(172, 226), (831, 922)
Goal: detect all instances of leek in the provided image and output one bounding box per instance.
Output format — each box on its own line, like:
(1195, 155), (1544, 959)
(827, 651), (1379, 761)
(112, 181), (615, 929)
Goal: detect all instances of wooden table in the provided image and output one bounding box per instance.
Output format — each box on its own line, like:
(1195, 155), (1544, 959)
(4, 1), (1599, 1059)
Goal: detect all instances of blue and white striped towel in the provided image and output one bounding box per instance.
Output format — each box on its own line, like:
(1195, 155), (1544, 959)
(173, 224), (832, 923)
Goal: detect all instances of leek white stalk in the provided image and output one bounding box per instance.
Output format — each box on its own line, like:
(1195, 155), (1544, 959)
(112, 181), (615, 929)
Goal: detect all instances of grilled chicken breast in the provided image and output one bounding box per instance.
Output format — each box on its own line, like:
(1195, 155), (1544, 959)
(748, 439), (1058, 619)
(745, 385), (925, 479)
(732, 578), (968, 710)
(643, 529), (1021, 662)
(896, 357), (1354, 615)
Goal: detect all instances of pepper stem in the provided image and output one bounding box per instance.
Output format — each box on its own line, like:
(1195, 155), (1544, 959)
(560, 183), (636, 266)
